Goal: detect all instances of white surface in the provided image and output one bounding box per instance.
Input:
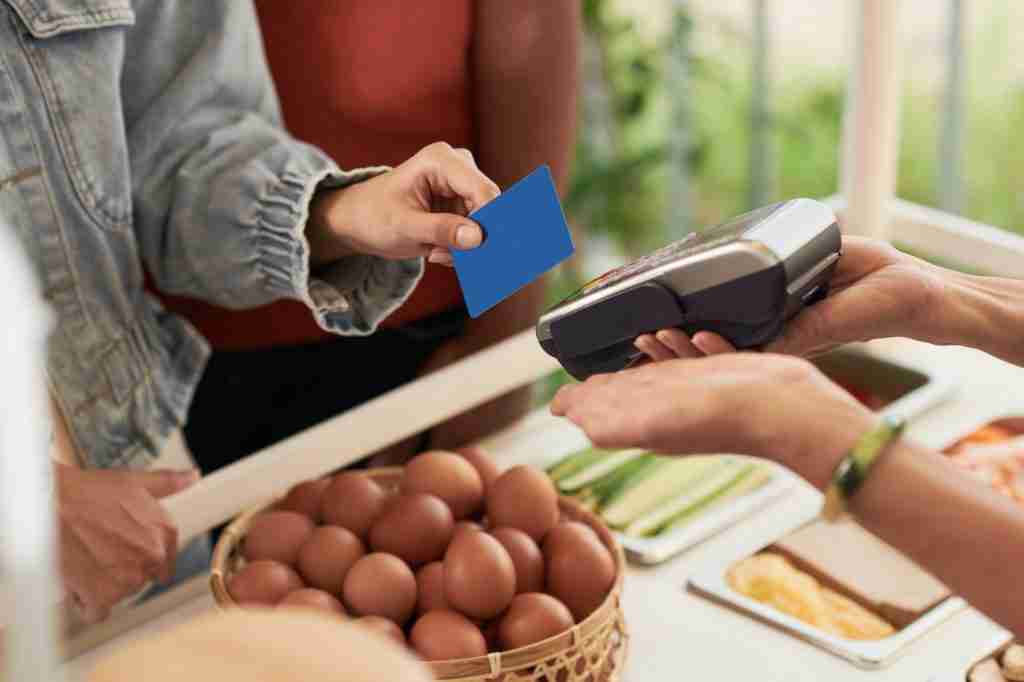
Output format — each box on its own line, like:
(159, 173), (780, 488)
(62, 338), (1021, 681)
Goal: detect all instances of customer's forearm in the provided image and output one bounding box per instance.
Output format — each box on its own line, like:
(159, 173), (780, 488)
(937, 272), (1024, 366)
(850, 442), (1024, 637)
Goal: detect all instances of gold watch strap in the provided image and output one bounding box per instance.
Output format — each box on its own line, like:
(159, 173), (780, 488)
(822, 416), (906, 521)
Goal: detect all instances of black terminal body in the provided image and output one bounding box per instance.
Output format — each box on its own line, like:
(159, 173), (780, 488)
(537, 199), (841, 380)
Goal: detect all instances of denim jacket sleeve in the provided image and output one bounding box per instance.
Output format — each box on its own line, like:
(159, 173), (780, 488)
(120, 1), (422, 335)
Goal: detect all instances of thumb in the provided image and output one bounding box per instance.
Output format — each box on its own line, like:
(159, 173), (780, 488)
(132, 468), (200, 499)
(765, 299), (852, 357)
(413, 212), (484, 251)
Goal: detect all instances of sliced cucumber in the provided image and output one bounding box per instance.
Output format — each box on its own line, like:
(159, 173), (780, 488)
(557, 449), (647, 493)
(669, 464), (773, 530)
(624, 459), (750, 537)
(651, 463), (763, 536)
(588, 453), (661, 507)
(601, 456), (722, 528)
(546, 446), (611, 483)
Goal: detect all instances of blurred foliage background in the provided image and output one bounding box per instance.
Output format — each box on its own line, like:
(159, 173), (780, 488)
(537, 0), (1023, 403)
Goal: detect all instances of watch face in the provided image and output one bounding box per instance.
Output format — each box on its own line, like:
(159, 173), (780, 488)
(561, 203), (782, 305)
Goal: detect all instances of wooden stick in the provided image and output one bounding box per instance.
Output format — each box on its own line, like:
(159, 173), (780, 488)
(162, 328), (560, 546)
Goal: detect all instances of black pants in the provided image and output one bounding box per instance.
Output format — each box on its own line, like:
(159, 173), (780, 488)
(184, 308), (467, 476)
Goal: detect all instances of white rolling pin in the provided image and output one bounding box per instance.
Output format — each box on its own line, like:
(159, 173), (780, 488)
(162, 327), (561, 546)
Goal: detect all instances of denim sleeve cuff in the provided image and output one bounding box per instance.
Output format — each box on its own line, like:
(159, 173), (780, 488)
(255, 163), (424, 336)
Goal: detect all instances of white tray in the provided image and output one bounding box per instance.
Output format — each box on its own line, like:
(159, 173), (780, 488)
(688, 548), (969, 670)
(926, 632), (1014, 682)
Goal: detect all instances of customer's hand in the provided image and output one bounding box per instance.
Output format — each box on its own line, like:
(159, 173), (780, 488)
(56, 464), (198, 623)
(635, 237), (948, 361)
(307, 142), (500, 267)
(551, 354), (878, 490)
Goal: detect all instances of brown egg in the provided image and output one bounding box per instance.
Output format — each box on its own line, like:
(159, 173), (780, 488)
(355, 615), (407, 649)
(278, 478), (330, 521)
(243, 511), (315, 565)
(228, 560), (304, 606)
(443, 531), (515, 620)
(498, 593), (574, 650)
(543, 523), (615, 622)
(279, 588), (347, 616)
(410, 610), (488, 661)
(322, 473), (388, 538)
(369, 493), (454, 567)
(542, 521), (598, 555)
(297, 525), (365, 594)
(402, 451), (484, 520)
(415, 561), (449, 615)
(455, 446), (501, 493)
(490, 527), (544, 594)
(453, 520), (483, 539)
(486, 466), (560, 542)
(343, 553), (417, 625)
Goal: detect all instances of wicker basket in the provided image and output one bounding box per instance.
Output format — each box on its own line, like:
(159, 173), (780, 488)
(211, 467), (629, 682)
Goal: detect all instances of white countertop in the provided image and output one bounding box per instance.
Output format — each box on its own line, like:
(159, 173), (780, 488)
(61, 338), (1021, 681)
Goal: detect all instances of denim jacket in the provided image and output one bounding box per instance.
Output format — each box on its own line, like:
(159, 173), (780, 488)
(0, 0), (423, 470)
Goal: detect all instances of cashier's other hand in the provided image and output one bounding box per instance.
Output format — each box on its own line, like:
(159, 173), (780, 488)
(306, 142), (500, 267)
(551, 354), (878, 490)
(56, 464), (199, 624)
(637, 237), (947, 362)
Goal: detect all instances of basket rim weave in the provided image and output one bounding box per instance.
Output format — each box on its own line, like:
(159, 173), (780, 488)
(210, 466), (627, 679)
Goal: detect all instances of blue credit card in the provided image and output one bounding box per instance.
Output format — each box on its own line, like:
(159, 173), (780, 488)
(452, 165), (575, 318)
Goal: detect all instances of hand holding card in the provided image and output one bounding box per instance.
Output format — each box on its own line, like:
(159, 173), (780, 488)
(452, 165), (575, 318)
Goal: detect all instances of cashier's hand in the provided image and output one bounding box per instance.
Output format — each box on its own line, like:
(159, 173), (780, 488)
(306, 142), (500, 267)
(636, 237), (948, 361)
(55, 464), (198, 624)
(551, 354), (879, 490)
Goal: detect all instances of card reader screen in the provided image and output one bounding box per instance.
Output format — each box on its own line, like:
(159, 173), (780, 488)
(563, 203), (782, 303)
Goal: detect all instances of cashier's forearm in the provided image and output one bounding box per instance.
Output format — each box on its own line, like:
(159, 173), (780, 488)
(850, 442), (1024, 636)
(937, 272), (1024, 367)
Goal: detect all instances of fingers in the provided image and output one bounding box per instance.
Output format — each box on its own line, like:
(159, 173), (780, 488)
(157, 511), (179, 583)
(69, 590), (111, 625)
(413, 212), (483, 252)
(550, 381), (584, 416)
(655, 329), (704, 358)
(690, 331), (737, 356)
(636, 329), (733, 361)
(427, 247), (454, 266)
(831, 236), (902, 287)
(131, 469), (191, 581)
(418, 142), (501, 214)
(763, 294), (853, 357)
(635, 334), (676, 363)
(134, 468), (199, 499)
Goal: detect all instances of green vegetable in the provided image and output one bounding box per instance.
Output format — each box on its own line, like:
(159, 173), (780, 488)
(600, 456), (722, 528)
(624, 460), (753, 537)
(557, 449), (647, 493)
(546, 446), (611, 483)
(587, 453), (661, 507)
(668, 464), (773, 531)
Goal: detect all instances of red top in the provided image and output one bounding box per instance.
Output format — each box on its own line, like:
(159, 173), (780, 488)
(151, 1), (473, 349)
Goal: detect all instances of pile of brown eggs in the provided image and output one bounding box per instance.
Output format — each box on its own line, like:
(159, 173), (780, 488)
(227, 448), (617, 661)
